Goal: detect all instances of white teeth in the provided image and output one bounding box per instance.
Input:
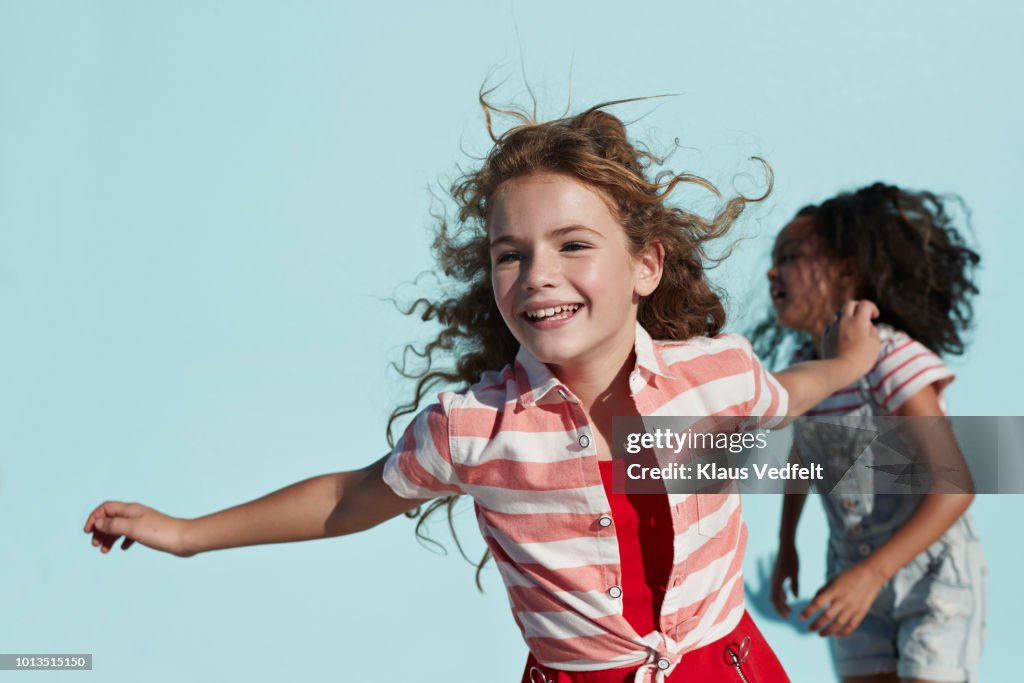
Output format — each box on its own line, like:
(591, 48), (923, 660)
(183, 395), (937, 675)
(526, 304), (580, 320)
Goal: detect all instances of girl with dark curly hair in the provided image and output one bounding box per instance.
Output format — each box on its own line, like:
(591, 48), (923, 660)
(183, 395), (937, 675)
(763, 184), (986, 683)
(82, 97), (882, 682)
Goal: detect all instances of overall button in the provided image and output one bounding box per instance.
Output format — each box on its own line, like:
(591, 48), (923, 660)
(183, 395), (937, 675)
(858, 543), (872, 557)
(608, 585), (622, 599)
(579, 434), (591, 449)
(851, 523), (864, 535)
(657, 657), (671, 670)
(842, 498), (858, 510)
(598, 516), (613, 528)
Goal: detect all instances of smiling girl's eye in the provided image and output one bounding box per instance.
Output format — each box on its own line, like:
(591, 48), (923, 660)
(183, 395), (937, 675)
(495, 251), (523, 264)
(562, 242), (590, 253)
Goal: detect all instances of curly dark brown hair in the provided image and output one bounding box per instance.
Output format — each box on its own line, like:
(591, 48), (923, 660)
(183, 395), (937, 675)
(753, 182), (981, 367)
(388, 94), (770, 588)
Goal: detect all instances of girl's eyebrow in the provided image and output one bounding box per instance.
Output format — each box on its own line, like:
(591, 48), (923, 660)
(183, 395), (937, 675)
(489, 225), (604, 249)
(772, 237), (798, 257)
(551, 225), (604, 240)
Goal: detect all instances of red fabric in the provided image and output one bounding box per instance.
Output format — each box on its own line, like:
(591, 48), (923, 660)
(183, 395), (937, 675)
(598, 458), (673, 636)
(520, 461), (789, 682)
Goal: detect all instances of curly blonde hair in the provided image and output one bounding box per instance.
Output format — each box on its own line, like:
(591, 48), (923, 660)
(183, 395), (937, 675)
(389, 94), (769, 588)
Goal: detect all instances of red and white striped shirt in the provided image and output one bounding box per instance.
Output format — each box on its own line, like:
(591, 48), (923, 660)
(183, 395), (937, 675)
(796, 324), (954, 416)
(383, 323), (788, 682)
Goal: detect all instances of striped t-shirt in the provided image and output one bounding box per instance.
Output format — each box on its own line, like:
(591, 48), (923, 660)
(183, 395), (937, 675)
(383, 323), (788, 681)
(795, 324), (954, 416)
(792, 325), (956, 543)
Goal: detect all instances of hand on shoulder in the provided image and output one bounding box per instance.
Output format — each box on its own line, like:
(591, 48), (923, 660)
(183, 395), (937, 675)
(820, 300), (881, 377)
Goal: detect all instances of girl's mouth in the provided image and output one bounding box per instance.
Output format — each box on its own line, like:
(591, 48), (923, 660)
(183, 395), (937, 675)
(770, 286), (786, 307)
(523, 303), (583, 327)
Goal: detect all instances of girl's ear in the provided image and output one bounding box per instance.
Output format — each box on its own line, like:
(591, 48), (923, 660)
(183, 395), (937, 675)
(634, 239), (665, 297)
(834, 257), (861, 300)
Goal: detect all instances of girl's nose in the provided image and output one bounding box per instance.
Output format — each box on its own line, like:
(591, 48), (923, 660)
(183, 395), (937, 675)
(523, 252), (560, 290)
(766, 264), (779, 282)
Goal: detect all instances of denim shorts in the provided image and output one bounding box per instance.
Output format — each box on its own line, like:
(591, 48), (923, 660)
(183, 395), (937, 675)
(826, 516), (987, 682)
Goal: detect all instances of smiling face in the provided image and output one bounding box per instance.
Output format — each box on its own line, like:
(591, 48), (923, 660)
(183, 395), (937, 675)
(767, 215), (853, 340)
(488, 172), (662, 375)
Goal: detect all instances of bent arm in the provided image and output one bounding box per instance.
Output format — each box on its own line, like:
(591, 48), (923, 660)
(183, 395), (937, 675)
(860, 386), (975, 581)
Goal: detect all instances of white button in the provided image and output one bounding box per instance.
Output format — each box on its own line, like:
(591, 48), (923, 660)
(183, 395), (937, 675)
(608, 585), (622, 599)
(598, 516), (613, 528)
(657, 657), (671, 670)
(858, 543), (871, 557)
(579, 434), (590, 448)
(630, 374), (644, 391)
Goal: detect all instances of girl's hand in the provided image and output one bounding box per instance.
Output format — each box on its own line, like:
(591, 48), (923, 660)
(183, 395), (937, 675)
(820, 300), (881, 374)
(799, 561), (887, 637)
(84, 501), (193, 557)
(770, 543), (800, 618)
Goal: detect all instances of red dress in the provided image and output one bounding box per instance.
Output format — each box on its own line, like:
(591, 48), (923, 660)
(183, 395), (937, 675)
(521, 460), (789, 682)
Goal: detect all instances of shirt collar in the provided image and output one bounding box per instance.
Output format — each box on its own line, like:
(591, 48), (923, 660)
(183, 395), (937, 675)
(513, 321), (676, 407)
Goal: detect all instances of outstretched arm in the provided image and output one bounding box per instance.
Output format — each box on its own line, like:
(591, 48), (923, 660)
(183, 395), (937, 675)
(84, 455), (425, 557)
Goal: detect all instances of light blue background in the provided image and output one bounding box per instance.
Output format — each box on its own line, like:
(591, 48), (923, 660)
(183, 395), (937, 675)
(2, 2), (1021, 681)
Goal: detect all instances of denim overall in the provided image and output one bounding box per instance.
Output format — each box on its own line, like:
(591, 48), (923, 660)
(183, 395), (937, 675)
(792, 377), (987, 681)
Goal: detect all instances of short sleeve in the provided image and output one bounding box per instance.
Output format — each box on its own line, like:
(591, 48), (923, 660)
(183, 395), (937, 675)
(868, 331), (954, 413)
(735, 335), (790, 428)
(382, 398), (464, 499)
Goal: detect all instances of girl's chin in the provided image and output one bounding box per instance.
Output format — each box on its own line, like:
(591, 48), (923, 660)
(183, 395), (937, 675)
(774, 315), (806, 335)
(525, 345), (580, 365)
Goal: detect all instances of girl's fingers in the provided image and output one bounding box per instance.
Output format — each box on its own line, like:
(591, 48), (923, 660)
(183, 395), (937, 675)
(854, 299), (880, 320)
(87, 502), (150, 554)
(92, 519), (126, 554)
(770, 581), (787, 615)
(800, 585), (830, 620)
(94, 516), (132, 539)
(820, 608), (849, 637)
(837, 299), (880, 323)
(837, 608), (868, 637)
(808, 602), (841, 632)
(832, 612), (857, 638)
(98, 528), (118, 552)
(85, 501), (130, 533)
(836, 619), (858, 638)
